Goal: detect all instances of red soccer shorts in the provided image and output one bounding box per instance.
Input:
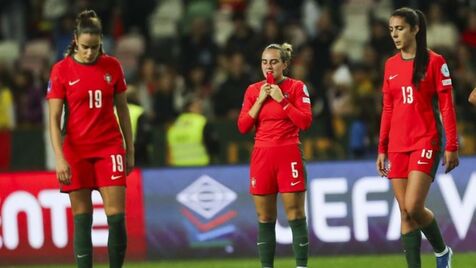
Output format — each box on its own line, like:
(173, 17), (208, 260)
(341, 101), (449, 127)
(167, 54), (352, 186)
(387, 148), (440, 179)
(61, 148), (127, 193)
(250, 144), (306, 195)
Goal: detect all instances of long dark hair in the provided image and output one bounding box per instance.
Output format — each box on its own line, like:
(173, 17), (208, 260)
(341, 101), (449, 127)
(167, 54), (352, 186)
(65, 10), (104, 57)
(391, 7), (428, 87)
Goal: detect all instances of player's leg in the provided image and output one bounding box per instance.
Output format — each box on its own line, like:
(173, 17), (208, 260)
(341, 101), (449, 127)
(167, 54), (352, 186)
(388, 152), (421, 268)
(69, 189), (93, 268)
(277, 144), (308, 268)
(406, 172), (451, 268)
(96, 151), (127, 268)
(391, 179), (421, 268)
(407, 149), (452, 267)
(99, 186), (127, 268)
(282, 191), (308, 268)
(253, 194), (278, 268)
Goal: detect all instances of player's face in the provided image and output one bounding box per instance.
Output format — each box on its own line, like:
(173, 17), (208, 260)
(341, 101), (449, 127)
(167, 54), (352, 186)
(388, 16), (418, 51)
(74, 33), (101, 63)
(261, 48), (287, 81)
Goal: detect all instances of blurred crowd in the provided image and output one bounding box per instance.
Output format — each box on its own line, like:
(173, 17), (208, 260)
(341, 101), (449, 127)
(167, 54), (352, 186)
(1, 0), (476, 160)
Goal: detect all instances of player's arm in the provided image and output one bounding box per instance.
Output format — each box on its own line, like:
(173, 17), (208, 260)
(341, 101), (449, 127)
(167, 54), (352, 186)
(435, 57), (459, 173)
(469, 87), (476, 106)
(376, 66), (392, 176)
(238, 85), (267, 134)
(48, 98), (71, 185)
(269, 83), (312, 130)
(115, 92), (135, 175)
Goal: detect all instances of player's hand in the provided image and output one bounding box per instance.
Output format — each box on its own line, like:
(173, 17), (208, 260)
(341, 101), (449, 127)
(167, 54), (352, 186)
(469, 87), (476, 106)
(125, 150), (135, 176)
(376, 153), (388, 177)
(257, 83), (270, 104)
(442, 150), (459, 173)
(268, 84), (284, 102)
(56, 157), (71, 185)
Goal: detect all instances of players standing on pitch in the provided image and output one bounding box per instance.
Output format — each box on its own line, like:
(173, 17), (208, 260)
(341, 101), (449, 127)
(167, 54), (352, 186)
(238, 43), (312, 268)
(47, 10), (134, 268)
(376, 7), (458, 268)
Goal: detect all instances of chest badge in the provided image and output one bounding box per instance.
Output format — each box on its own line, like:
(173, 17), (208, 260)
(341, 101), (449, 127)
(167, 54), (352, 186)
(104, 73), (112, 84)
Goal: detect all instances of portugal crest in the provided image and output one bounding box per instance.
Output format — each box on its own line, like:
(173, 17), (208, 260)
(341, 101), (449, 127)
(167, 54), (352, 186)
(104, 73), (112, 84)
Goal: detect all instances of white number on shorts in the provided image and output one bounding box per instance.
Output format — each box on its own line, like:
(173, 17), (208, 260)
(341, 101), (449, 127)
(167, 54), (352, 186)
(111, 154), (124, 172)
(291, 162), (298, 178)
(420, 149), (433, 159)
(88, 90), (102, 108)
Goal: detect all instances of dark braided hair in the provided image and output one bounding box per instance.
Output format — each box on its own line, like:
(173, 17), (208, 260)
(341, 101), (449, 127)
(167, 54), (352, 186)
(65, 10), (104, 57)
(391, 7), (429, 87)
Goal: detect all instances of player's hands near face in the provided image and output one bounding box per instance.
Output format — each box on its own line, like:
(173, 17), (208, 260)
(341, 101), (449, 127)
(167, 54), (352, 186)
(126, 150), (134, 176)
(268, 84), (284, 102)
(469, 88), (476, 106)
(443, 150), (459, 173)
(257, 83), (270, 104)
(56, 157), (71, 185)
(376, 153), (388, 177)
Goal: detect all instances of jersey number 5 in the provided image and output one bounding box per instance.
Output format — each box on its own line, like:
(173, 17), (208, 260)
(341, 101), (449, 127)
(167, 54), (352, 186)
(88, 90), (102, 108)
(401, 86), (414, 104)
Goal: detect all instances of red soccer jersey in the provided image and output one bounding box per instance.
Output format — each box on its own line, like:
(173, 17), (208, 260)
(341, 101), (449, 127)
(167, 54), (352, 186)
(46, 54), (127, 156)
(378, 51), (458, 153)
(237, 77), (312, 147)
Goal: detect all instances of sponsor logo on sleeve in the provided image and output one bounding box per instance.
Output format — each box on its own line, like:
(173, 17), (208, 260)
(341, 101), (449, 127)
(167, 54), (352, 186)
(303, 85), (310, 96)
(442, 78), (452, 86)
(441, 63), (450, 77)
(302, 97), (311, 103)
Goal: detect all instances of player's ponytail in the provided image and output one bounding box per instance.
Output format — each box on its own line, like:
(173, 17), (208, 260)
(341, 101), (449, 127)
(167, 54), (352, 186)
(413, 9), (429, 87)
(391, 7), (429, 87)
(65, 10), (104, 57)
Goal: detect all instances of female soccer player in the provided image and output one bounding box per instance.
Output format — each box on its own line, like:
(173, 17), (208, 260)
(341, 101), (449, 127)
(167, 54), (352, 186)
(238, 43), (312, 268)
(47, 10), (134, 268)
(376, 7), (458, 268)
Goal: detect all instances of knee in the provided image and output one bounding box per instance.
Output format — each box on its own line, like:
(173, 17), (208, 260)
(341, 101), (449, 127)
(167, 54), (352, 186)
(405, 206), (423, 221)
(285, 206), (306, 221)
(256, 212), (276, 223)
(400, 209), (412, 222)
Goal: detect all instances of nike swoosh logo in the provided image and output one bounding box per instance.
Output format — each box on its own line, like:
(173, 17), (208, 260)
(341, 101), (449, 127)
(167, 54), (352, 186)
(291, 181), (301, 186)
(69, 79), (80, 86)
(111, 175), (122, 180)
(417, 160), (429, 165)
(389, 74), (398, 80)
(77, 254), (88, 258)
(257, 242), (267, 245)
(299, 242), (309, 247)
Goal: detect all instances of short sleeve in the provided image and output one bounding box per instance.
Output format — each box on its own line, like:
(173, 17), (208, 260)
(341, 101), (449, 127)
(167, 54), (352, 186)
(46, 63), (65, 99)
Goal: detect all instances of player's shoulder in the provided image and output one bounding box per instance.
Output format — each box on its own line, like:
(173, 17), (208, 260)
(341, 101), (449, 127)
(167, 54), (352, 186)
(428, 50), (446, 64)
(384, 53), (401, 66)
(99, 54), (122, 66)
(51, 56), (71, 71)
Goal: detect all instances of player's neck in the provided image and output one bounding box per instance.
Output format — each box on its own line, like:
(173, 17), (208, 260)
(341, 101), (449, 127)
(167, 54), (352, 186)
(400, 44), (416, 60)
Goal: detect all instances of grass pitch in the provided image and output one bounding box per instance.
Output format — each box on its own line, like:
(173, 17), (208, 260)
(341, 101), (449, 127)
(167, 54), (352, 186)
(8, 252), (476, 268)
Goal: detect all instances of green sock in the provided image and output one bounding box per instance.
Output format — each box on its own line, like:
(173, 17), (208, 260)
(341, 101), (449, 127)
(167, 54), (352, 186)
(74, 213), (93, 268)
(107, 213), (127, 268)
(257, 221), (276, 268)
(402, 230), (422, 268)
(420, 218), (446, 253)
(289, 218), (309, 267)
